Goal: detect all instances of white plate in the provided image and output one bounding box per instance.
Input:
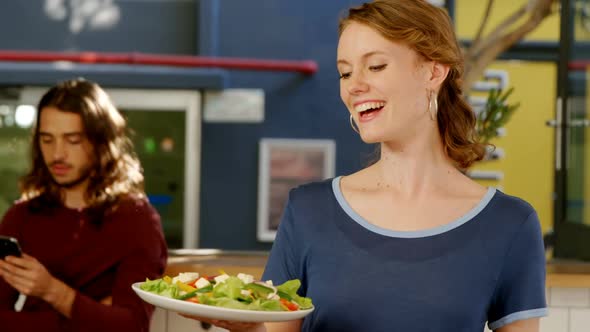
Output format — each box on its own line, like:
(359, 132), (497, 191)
(131, 282), (314, 322)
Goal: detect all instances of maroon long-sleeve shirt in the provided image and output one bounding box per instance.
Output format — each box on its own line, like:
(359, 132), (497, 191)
(0, 197), (168, 332)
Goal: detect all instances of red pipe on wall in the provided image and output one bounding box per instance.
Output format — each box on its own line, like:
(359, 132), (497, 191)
(0, 50), (318, 75)
(569, 61), (590, 71)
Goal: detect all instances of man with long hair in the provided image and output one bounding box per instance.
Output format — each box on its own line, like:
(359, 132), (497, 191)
(0, 78), (168, 331)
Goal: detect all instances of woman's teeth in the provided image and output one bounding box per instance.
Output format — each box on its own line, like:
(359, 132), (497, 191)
(355, 101), (385, 113)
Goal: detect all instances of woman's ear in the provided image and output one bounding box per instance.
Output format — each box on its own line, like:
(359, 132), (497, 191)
(428, 61), (450, 89)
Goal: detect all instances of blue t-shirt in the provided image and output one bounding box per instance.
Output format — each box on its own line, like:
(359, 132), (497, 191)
(263, 177), (547, 332)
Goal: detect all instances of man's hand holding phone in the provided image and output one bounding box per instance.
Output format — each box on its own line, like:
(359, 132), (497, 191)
(0, 236), (22, 260)
(0, 236), (85, 317)
(0, 252), (55, 299)
(0, 235), (26, 311)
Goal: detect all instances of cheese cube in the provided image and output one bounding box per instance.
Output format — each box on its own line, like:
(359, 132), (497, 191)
(195, 277), (211, 289)
(237, 273), (254, 284)
(214, 274), (230, 284)
(172, 272), (199, 285)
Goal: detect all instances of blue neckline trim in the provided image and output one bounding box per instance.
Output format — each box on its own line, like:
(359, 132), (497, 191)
(331, 176), (496, 238)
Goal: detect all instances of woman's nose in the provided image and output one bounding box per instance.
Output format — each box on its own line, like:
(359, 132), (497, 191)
(347, 73), (369, 95)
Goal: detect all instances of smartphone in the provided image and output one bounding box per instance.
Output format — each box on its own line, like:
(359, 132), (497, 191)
(0, 235), (22, 260)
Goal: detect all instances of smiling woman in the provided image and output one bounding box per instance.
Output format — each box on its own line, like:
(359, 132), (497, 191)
(337, 2), (486, 170)
(181, 1), (548, 332)
(337, 25), (437, 145)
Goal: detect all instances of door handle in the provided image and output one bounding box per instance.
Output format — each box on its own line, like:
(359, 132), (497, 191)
(545, 119), (560, 127)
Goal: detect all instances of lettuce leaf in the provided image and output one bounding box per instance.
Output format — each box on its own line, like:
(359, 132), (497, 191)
(140, 278), (179, 298)
(212, 276), (244, 300)
(277, 279), (313, 309)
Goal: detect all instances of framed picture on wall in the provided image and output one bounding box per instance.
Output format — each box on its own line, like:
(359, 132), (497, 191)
(257, 138), (336, 242)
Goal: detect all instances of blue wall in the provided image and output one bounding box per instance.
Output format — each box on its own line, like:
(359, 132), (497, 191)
(199, 0), (371, 250)
(0, 0), (196, 54)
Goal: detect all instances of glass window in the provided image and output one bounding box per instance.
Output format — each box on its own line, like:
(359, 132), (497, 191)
(0, 101), (33, 217)
(123, 110), (186, 248)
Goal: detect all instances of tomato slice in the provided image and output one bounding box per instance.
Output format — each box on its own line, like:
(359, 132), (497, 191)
(280, 298), (298, 311)
(185, 297), (200, 304)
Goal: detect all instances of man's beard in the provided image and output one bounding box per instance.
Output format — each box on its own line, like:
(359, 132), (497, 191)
(51, 165), (94, 189)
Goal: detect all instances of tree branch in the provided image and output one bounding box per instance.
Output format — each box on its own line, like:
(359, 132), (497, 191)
(463, 0), (556, 92)
(467, 4), (527, 62)
(467, 0), (496, 59)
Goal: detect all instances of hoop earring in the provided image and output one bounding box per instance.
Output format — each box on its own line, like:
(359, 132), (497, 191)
(350, 114), (360, 134)
(428, 90), (438, 121)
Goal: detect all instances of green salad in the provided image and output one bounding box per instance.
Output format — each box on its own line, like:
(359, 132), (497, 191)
(140, 272), (313, 312)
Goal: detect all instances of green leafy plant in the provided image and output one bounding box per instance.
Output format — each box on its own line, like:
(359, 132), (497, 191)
(476, 87), (520, 144)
